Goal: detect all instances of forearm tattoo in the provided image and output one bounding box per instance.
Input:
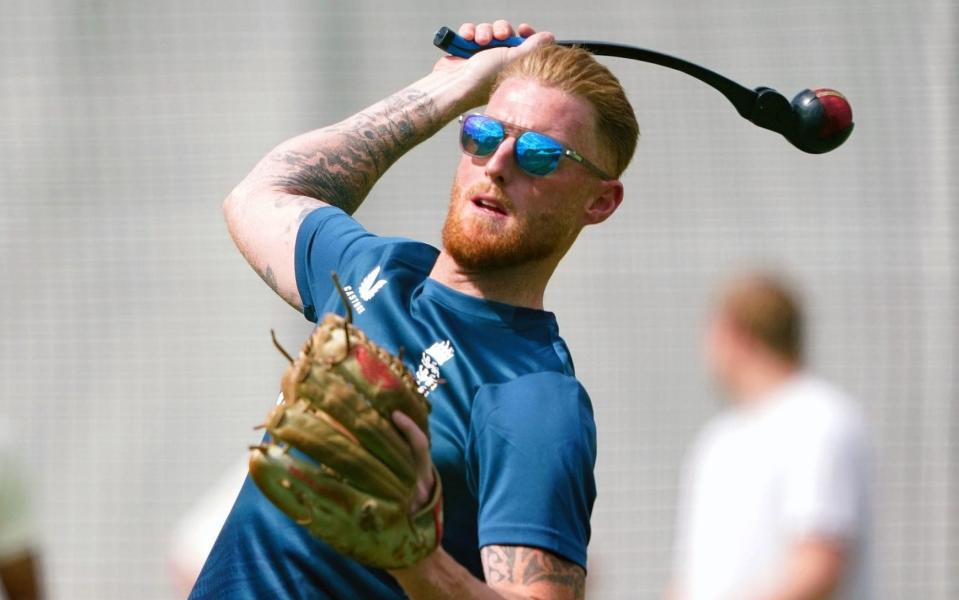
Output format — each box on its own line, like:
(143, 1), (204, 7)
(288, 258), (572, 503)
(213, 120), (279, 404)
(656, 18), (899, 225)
(481, 545), (586, 599)
(270, 88), (440, 215)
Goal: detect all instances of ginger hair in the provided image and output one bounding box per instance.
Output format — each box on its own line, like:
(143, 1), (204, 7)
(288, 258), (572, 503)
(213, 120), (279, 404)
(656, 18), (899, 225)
(493, 44), (639, 178)
(720, 274), (805, 364)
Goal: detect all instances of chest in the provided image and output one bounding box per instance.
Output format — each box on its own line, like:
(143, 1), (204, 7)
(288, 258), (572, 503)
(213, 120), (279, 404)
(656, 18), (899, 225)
(689, 418), (804, 535)
(318, 278), (485, 494)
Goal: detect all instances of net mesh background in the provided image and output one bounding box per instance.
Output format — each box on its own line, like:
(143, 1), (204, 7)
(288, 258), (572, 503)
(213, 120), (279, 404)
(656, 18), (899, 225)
(0, 1), (954, 598)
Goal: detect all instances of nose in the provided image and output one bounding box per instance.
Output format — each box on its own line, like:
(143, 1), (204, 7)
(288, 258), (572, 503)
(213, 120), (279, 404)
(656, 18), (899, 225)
(483, 136), (516, 185)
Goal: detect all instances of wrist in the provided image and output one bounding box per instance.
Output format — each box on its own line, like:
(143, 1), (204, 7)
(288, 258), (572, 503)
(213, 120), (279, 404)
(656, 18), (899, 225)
(420, 67), (489, 120)
(388, 543), (444, 581)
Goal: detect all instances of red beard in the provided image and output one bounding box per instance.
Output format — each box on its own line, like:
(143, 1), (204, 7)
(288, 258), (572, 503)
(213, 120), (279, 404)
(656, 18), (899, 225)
(441, 179), (574, 271)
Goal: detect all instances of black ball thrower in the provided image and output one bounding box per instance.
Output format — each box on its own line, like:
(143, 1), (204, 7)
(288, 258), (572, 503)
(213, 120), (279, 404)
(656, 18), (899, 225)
(434, 26), (854, 154)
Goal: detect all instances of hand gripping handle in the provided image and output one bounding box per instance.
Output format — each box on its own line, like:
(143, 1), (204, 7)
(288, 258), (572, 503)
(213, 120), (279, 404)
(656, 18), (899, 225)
(433, 26), (527, 59)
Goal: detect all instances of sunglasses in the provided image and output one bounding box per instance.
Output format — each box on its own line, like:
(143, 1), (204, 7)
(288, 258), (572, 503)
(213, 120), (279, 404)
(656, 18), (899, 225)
(458, 114), (613, 180)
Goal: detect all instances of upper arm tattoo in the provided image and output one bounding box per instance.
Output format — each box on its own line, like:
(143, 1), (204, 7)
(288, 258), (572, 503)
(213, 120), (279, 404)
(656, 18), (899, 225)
(481, 545), (586, 599)
(261, 264), (278, 294)
(270, 88), (439, 215)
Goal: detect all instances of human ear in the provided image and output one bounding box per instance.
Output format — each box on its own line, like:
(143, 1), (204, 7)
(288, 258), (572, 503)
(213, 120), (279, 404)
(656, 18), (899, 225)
(583, 180), (624, 225)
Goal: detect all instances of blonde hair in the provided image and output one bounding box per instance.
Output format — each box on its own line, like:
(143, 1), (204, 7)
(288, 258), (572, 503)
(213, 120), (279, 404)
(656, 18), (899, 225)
(493, 44), (639, 178)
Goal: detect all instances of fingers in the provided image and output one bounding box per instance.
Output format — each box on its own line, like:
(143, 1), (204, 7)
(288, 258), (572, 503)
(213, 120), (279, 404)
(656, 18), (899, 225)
(491, 19), (513, 40)
(517, 23), (536, 38)
(392, 411), (430, 464)
(392, 411), (435, 513)
(519, 30), (555, 51)
(458, 22), (475, 40)
(474, 22), (495, 45)
(457, 20), (537, 45)
(443, 19), (553, 95)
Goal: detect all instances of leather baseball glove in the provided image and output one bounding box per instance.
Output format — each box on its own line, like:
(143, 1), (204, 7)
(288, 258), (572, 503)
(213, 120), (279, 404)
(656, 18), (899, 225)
(249, 312), (443, 569)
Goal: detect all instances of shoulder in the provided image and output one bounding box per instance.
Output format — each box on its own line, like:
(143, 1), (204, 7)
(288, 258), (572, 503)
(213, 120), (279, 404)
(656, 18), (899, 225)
(691, 408), (740, 448)
(299, 206), (438, 266)
(768, 375), (869, 473)
(472, 373), (595, 446)
(295, 207), (439, 320)
(682, 410), (738, 471)
(779, 375), (867, 441)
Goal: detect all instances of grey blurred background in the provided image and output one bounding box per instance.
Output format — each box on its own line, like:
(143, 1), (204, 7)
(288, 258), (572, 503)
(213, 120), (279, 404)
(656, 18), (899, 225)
(0, 0), (955, 598)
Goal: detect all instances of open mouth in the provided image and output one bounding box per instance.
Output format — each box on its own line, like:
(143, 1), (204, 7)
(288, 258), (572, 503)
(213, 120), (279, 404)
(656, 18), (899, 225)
(470, 195), (508, 216)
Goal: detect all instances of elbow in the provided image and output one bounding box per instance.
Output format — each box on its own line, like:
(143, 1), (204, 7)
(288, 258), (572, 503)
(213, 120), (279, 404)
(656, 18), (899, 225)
(222, 192), (236, 237)
(811, 561), (844, 600)
(222, 185), (247, 228)
(783, 539), (848, 600)
(222, 187), (248, 243)
(222, 191), (236, 221)
(222, 192), (233, 221)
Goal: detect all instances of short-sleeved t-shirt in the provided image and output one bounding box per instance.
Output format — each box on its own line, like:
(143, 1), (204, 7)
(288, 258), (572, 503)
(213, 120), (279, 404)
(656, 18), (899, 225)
(673, 374), (872, 600)
(190, 207), (597, 599)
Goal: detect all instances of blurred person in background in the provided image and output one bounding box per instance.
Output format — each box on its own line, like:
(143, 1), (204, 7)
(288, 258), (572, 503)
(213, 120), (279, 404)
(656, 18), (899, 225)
(0, 419), (42, 600)
(167, 457), (248, 598)
(669, 274), (872, 600)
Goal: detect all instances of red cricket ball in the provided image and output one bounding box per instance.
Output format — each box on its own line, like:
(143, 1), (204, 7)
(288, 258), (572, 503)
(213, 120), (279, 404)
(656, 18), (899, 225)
(790, 87), (854, 153)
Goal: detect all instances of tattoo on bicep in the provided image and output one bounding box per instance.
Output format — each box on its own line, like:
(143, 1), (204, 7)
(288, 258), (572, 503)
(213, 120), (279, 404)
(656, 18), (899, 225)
(271, 88), (439, 214)
(268, 193), (323, 234)
(482, 546), (586, 599)
(294, 205), (316, 226)
(261, 265), (278, 294)
(521, 550), (586, 597)
(481, 545), (517, 585)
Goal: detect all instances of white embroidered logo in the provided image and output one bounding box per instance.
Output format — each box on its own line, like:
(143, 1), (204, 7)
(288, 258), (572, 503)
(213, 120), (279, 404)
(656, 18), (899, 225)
(425, 340), (455, 365)
(358, 266), (388, 302)
(416, 340), (455, 397)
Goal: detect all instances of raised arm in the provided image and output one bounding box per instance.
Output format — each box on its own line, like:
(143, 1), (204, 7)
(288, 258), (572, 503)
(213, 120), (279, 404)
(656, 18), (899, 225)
(222, 21), (553, 310)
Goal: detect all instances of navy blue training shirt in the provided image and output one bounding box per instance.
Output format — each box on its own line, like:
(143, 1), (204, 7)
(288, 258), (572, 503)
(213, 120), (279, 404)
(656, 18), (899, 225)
(191, 207), (597, 599)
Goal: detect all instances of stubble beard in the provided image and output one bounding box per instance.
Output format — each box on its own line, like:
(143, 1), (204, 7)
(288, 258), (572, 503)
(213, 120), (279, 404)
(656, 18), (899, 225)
(441, 179), (574, 271)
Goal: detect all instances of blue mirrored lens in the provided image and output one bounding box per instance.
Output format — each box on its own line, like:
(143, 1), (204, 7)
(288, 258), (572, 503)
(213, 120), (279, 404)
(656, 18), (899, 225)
(461, 116), (504, 156)
(515, 131), (563, 176)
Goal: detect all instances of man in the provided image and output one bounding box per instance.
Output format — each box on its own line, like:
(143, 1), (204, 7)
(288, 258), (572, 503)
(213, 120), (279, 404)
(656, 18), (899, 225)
(670, 275), (871, 600)
(191, 20), (638, 599)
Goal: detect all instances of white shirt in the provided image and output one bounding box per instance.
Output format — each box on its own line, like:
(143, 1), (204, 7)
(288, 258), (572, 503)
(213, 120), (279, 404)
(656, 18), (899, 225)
(673, 374), (871, 600)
